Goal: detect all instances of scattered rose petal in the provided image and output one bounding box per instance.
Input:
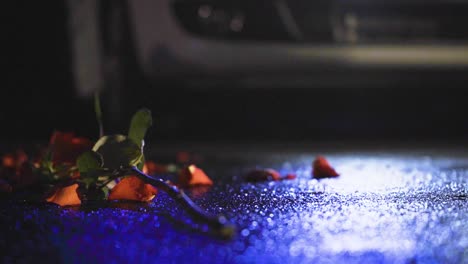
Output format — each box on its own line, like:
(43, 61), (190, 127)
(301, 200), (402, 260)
(108, 176), (157, 202)
(284, 173), (297, 180)
(2, 150), (28, 168)
(2, 154), (16, 168)
(312, 156), (339, 179)
(178, 165), (213, 187)
(143, 161), (168, 175)
(46, 183), (81, 206)
(1, 150), (37, 188)
(49, 131), (93, 165)
(245, 169), (281, 182)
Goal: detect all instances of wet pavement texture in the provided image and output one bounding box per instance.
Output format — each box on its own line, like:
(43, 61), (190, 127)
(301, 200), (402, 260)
(1, 146), (467, 263)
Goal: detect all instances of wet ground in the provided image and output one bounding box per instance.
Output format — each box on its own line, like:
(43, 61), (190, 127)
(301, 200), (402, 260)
(1, 144), (467, 263)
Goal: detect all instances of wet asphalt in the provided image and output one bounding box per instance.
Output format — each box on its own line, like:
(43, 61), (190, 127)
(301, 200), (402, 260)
(1, 145), (467, 263)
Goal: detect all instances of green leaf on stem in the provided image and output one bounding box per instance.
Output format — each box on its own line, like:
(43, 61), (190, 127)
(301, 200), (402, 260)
(77, 151), (103, 175)
(92, 135), (143, 169)
(128, 108), (152, 148)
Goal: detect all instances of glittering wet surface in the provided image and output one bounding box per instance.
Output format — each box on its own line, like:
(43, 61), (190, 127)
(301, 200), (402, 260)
(1, 149), (467, 263)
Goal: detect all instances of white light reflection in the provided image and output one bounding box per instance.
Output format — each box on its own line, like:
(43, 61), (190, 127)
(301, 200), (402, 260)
(309, 156), (435, 194)
(282, 154), (467, 260)
(321, 233), (415, 256)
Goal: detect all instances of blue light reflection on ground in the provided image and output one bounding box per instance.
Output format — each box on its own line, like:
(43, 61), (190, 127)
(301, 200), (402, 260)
(1, 153), (467, 263)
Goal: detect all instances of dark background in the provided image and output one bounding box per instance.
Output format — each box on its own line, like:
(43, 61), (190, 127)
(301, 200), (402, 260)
(3, 2), (467, 144)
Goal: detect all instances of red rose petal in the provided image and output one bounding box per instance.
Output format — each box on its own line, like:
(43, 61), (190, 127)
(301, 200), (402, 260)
(46, 183), (81, 206)
(49, 131), (93, 165)
(284, 173), (297, 180)
(245, 169), (281, 182)
(312, 156), (339, 179)
(2, 150), (28, 168)
(108, 176), (157, 202)
(178, 165), (213, 187)
(2, 154), (16, 168)
(1, 151), (37, 187)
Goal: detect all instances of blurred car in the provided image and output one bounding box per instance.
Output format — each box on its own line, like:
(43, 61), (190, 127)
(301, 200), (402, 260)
(130, 0), (468, 85)
(69, 0), (468, 93)
(67, 0), (468, 140)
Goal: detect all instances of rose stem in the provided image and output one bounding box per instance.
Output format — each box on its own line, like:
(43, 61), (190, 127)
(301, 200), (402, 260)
(128, 166), (234, 236)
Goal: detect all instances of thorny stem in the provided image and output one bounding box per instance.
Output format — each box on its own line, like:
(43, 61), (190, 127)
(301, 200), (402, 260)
(127, 166), (235, 238)
(89, 167), (235, 238)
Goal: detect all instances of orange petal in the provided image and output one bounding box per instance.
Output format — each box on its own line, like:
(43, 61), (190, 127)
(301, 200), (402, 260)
(245, 169), (281, 182)
(312, 156), (339, 179)
(46, 183), (81, 206)
(2, 154), (16, 168)
(2, 150), (28, 168)
(178, 165), (213, 187)
(108, 176), (157, 202)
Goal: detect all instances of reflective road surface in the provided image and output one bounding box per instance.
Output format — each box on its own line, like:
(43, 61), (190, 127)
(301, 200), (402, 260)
(1, 145), (467, 263)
